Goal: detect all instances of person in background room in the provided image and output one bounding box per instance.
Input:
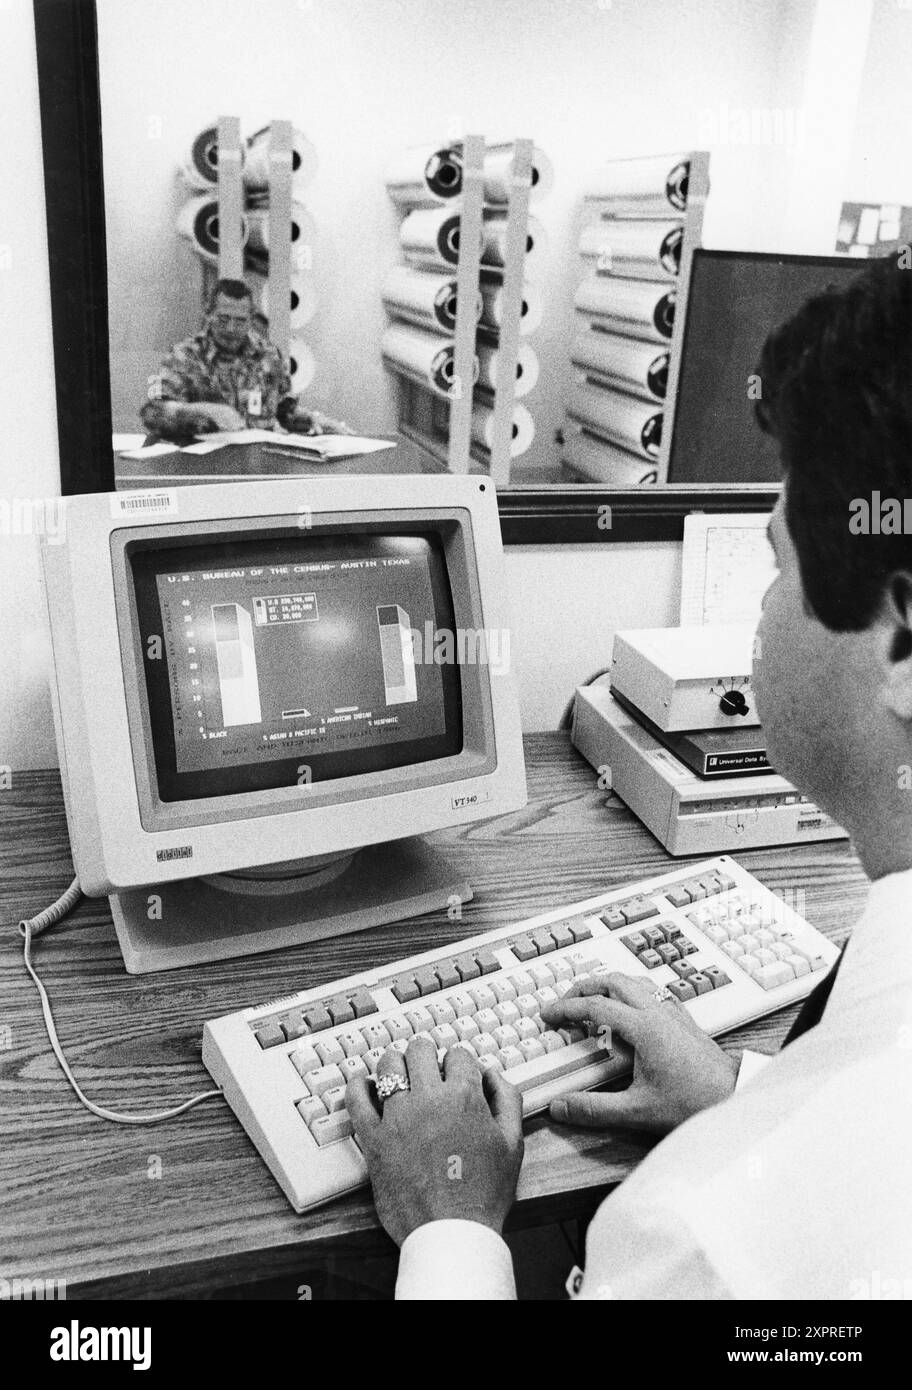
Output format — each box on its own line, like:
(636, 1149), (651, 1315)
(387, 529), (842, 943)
(139, 277), (352, 441)
(345, 253), (912, 1300)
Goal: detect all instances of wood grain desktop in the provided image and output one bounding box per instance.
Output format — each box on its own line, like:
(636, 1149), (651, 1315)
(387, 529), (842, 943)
(0, 734), (867, 1298)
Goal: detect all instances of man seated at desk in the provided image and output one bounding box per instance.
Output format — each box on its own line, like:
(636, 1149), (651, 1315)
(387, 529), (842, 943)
(139, 277), (352, 441)
(346, 252), (912, 1299)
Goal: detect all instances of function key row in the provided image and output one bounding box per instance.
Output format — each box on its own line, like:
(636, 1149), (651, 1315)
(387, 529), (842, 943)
(381, 921), (594, 1003)
(253, 985), (379, 1049)
(663, 870), (736, 910)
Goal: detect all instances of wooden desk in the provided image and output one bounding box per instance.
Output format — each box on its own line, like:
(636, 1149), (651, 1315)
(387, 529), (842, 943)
(0, 734), (867, 1298)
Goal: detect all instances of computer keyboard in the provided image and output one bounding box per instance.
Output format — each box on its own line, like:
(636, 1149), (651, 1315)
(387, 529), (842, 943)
(202, 855), (839, 1213)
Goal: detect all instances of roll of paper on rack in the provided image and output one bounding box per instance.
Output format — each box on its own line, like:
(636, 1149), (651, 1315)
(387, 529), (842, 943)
(575, 275), (676, 342)
(578, 219), (683, 279)
(288, 339), (316, 394)
(243, 126), (318, 192)
(476, 340), (539, 398)
(562, 426), (659, 485)
(567, 382), (663, 459)
(385, 144), (464, 206)
(259, 273), (317, 330)
(181, 124), (224, 189)
(382, 266), (481, 334)
(471, 401), (535, 458)
(585, 154), (692, 215)
(480, 280), (543, 336)
(481, 212), (548, 278)
(176, 195), (249, 263)
(571, 330), (668, 400)
(246, 203), (316, 272)
(399, 207), (475, 267)
(381, 323), (479, 397)
(482, 144), (554, 204)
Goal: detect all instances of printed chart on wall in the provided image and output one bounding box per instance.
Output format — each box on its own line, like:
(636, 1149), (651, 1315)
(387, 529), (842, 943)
(680, 513), (777, 627)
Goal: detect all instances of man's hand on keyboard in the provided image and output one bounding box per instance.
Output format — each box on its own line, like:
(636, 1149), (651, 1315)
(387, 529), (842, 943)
(346, 1034), (524, 1246)
(541, 971), (739, 1136)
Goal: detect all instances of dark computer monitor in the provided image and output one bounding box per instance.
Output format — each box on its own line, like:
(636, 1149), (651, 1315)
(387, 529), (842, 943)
(667, 249), (872, 484)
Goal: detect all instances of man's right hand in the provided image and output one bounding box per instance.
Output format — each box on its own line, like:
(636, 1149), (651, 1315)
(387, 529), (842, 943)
(541, 972), (740, 1135)
(189, 402), (245, 432)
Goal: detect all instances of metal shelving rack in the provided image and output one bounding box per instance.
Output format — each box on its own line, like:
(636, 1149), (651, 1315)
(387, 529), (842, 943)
(385, 135), (537, 484)
(562, 150), (710, 485)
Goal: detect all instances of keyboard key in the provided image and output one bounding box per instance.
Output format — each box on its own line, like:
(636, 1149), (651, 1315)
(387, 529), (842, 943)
(364, 1048), (385, 1075)
(452, 954), (481, 982)
(322, 1085), (347, 1114)
(515, 1016), (541, 1041)
(567, 920), (593, 942)
(431, 1024), (459, 1050)
(280, 1011), (308, 1041)
(311, 1112), (354, 1146)
(389, 1038), (409, 1056)
(786, 953), (810, 977)
(301, 1005), (333, 1033)
(449, 990), (476, 1017)
(305, 1064), (345, 1098)
(643, 926), (667, 950)
(571, 957), (602, 976)
(427, 1000), (457, 1027)
(756, 928), (776, 947)
(327, 998), (355, 1027)
(511, 934), (538, 961)
(677, 935), (698, 956)
(535, 986), (559, 1011)
(348, 988), (378, 1019)
(404, 1006), (434, 1033)
(622, 932), (648, 955)
(290, 1046), (321, 1078)
(620, 897), (659, 924)
(656, 943), (680, 966)
(384, 1014), (412, 1042)
(788, 942), (829, 972)
(475, 1008), (500, 1034)
(529, 962), (556, 989)
(336, 1028), (367, 1058)
(671, 959), (697, 980)
(553, 978), (574, 999)
(697, 875), (725, 897)
(688, 972), (714, 995)
(754, 961), (796, 990)
(721, 939), (746, 959)
(754, 948), (776, 966)
(493, 1024), (520, 1049)
(540, 1030), (566, 1053)
(254, 1021), (286, 1049)
(667, 979), (696, 1002)
(468, 984), (497, 1012)
(702, 965), (731, 989)
(738, 953), (763, 979)
(476, 1053), (504, 1075)
(296, 1096), (327, 1128)
(519, 1038), (546, 1062)
(599, 907), (627, 930)
(704, 924), (730, 947)
(511, 970), (535, 995)
(557, 1025), (586, 1045)
(531, 928), (558, 955)
(475, 949), (500, 975)
(339, 1055), (368, 1083)
(435, 961), (462, 990)
(453, 1016), (480, 1042)
(361, 1022), (392, 1051)
(391, 976), (420, 1004)
(472, 1033), (499, 1058)
(515, 994), (539, 1018)
(494, 1000), (521, 1026)
(314, 1037), (345, 1067)
(413, 967), (440, 996)
(499, 1045), (525, 1070)
(491, 977), (519, 1002)
(665, 886), (692, 908)
(639, 949), (663, 970)
(684, 880), (706, 901)
(549, 923), (575, 949)
(550, 957), (574, 983)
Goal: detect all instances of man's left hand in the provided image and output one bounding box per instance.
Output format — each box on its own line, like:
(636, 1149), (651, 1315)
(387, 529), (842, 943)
(288, 407), (355, 436)
(346, 1036), (524, 1247)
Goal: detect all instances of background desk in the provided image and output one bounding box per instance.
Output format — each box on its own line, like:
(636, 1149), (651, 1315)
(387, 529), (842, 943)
(0, 734), (868, 1298)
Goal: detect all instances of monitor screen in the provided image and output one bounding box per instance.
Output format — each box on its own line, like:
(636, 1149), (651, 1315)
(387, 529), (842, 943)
(668, 250), (871, 483)
(128, 530), (463, 801)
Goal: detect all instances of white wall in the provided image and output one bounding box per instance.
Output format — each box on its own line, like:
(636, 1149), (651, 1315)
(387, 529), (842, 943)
(97, 0), (793, 466)
(0, 0), (60, 772)
(845, 0), (912, 204)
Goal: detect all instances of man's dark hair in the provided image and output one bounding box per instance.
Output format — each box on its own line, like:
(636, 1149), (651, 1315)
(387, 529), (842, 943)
(755, 253), (912, 631)
(207, 278), (253, 310)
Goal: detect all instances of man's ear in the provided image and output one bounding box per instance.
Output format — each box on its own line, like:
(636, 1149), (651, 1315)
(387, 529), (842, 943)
(883, 572), (912, 720)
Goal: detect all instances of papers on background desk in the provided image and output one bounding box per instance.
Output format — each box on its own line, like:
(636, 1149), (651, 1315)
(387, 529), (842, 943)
(680, 512), (777, 627)
(178, 430), (396, 460)
(117, 441), (181, 460)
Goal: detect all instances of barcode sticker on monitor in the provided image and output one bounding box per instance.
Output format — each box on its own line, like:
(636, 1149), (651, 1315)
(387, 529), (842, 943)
(110, 490), (178, 518)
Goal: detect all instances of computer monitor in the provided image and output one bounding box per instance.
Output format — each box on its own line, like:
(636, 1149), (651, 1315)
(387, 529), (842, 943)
(39, 476), (527, 972)
(667, 249), (871, 483)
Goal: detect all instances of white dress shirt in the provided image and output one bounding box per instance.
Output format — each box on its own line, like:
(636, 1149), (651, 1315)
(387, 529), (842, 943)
(396, 869), (912, 1299)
